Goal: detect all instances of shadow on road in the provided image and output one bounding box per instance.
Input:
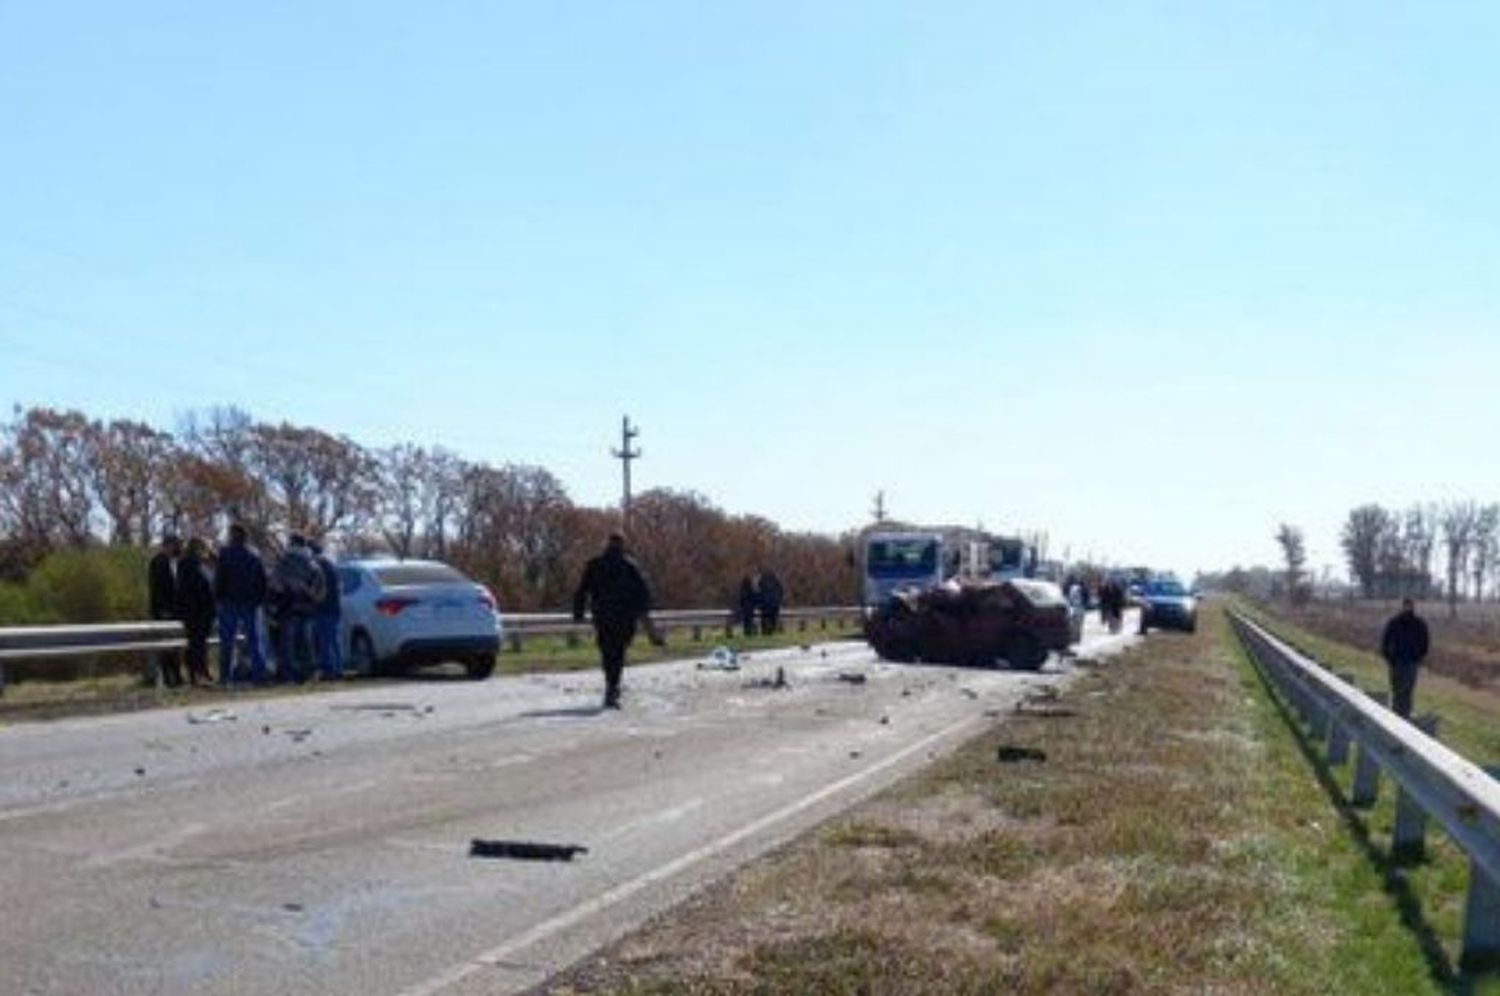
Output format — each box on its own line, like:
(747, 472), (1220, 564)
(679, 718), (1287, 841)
(516, 705), (607, 720)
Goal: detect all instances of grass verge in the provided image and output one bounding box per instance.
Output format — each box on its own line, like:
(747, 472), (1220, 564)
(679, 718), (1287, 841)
(537, 604), (1482, 995)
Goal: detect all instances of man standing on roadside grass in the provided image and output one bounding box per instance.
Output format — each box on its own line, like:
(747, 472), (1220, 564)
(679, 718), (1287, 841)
(1381, 598), (1430, 719)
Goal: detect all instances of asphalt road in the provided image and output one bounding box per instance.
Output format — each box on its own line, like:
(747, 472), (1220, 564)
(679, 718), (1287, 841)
(0, 613), (1138, 996)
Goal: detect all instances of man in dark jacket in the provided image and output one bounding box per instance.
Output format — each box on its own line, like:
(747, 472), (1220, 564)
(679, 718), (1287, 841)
(737, 575), (759, 637)
(573, 534), (654, 709)
(757, 567), (785, 635)
(271, 534), (325, 683)
(174, 537), (216, 685)
(1381, 598), (1431, 719)
(215, 523), (268, 685)
(309, 540), (343, 680)
(148, 535), (183, 686)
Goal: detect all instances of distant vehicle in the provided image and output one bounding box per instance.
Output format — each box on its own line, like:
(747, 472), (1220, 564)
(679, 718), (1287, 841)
(862, 531), (945, 606)
(865, 578), (1075, 670)
(337, 559), (502, 679)
(1137, 578), (1198, 633)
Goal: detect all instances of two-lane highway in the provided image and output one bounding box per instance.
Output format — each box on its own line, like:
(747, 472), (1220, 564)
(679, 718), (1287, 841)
(1, 615), (1136, 996)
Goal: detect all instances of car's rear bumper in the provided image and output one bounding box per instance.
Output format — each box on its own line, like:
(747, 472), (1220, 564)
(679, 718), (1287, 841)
(396, 635), (501, 662)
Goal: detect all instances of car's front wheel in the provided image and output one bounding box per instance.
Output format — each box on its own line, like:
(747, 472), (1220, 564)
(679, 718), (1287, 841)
(1003, 632), (1047, 671)
(465, 654), (496, 680)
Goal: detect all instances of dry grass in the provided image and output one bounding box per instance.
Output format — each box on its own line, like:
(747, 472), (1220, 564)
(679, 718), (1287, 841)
(533, 607), (1453, 996)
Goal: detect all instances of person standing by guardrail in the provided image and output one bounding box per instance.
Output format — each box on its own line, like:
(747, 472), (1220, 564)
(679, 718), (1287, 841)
(271, 534), (324, 684)
(757, 568), (784, 635)
(309, 540), (343, 680)
(215, 524), (268, 685)
(737, 575), (759, 636)
(175, 537), (216, 685)
(572, 533), (657, 710)
(1381, 598), (1431, 719)
(148, 534), (184, 687)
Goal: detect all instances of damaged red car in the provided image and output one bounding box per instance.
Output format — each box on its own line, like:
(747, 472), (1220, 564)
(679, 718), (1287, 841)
(864, 578), (1075, 670)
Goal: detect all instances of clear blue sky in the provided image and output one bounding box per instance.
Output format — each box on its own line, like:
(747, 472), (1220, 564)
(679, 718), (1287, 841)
(2, 1), (1497, 579)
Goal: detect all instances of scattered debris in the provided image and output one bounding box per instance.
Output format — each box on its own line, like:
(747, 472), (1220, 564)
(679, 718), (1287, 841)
(262, 725), (272, 735)
(849, 750), (863, 759)
(744, 666), (789, 691)
(330, 703), (420, 713)
(878, 715), (890, 726)
(900, 688), (912, 698)
(996, 745), (1047, 764)
(284, 729), (313, 743)
(281, 902), (305, 913)
(133, 767), (145, 777)
(1015, 687), (1075, 717)
(960, 688), (979, 700)
(698, 647), (741, 671)
(836, 672), (867, 685)
(799, 644), (812, 652)
(186, 709), (237, 725)
(469, 839), (589, 862)
(983, 709), (1002, 719)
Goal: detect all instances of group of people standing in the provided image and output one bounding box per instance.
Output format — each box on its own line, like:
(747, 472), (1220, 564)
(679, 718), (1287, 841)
(736, 568), (785, 637)
(147, 524), (343, 687)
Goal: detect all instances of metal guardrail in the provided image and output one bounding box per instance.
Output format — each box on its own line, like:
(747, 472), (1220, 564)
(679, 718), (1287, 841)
(1229, 610), (1500, 965)
(0, 607), (865, 694)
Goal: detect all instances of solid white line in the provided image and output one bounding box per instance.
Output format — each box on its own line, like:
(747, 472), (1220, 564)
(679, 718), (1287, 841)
(392, 711), (984, 996)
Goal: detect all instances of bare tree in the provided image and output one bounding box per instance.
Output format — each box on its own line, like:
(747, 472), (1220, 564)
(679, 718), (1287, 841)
(1472, 504), (1500, 603)
(1441, 500), (1480, 618)
(1274, 523), (1307, 603)
(1341, 504), (1387, 598)
(86, 418), (176, 545)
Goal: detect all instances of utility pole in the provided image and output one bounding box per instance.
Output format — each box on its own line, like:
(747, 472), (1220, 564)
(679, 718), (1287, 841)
(872, 490), (886, 524)
(612, 415), (641, 531)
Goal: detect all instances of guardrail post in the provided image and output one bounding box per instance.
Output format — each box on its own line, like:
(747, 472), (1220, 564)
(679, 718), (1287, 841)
(1463, 765), (1500, 968)
(1307, 680), (1331, 742)
(1351, 691), (1389, 806)
(1327, 673), (1357, 766)
(723, 620), (734, 638)
(0, 660), (5, 699)
(1392, 714), (1440, 856)
(692, 625), (702, 641)
(565, 631), (580, 649)
(507, 631), (523, 653)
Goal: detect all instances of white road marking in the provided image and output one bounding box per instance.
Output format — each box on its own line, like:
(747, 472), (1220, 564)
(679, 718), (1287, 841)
(392, 710), (984, 996)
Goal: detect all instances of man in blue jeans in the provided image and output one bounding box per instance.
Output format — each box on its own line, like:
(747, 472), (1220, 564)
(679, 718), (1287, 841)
(214, 523), (268, 684)
(309, 540), (343, 679)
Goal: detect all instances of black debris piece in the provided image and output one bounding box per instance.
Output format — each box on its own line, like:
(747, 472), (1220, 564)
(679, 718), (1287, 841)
(470, 839), (589, 862)
(996, 745), (1047, 764)
(282, 902), (305, 913)
(837, 672), (867, 685)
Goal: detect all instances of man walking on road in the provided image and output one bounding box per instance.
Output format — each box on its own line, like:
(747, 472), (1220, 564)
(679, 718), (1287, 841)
(147, 535), (183, 687)
(573, 534), (656, 710)
(215, 524), (268, 685)
(1382, 598), (1431, 719)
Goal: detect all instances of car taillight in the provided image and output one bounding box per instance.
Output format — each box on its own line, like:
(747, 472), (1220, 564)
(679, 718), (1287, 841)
(376, 597), (418, 617)
(478, 588), (498, 613)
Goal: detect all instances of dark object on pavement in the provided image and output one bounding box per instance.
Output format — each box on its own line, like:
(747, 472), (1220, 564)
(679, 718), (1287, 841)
(469, 839), (589, 861)
(865, 578), (1073, 670)
(837, 671), (868, 685)
(996, 745), (1048, 763)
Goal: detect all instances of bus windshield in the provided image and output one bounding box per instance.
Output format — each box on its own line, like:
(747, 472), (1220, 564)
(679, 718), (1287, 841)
(866, 538), (938, 576)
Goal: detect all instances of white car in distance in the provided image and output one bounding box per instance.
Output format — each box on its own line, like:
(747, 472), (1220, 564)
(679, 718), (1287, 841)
(337, 559), (503, 679)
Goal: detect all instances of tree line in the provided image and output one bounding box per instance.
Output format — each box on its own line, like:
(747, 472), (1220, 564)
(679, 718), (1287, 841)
(0, 405), (859, 613)
(1339, 502), (1500, 614)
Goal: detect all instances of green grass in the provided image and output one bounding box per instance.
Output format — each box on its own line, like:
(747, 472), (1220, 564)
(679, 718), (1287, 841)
(1235, 598), (1500, 768)
(544, 606), (1481, 995)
